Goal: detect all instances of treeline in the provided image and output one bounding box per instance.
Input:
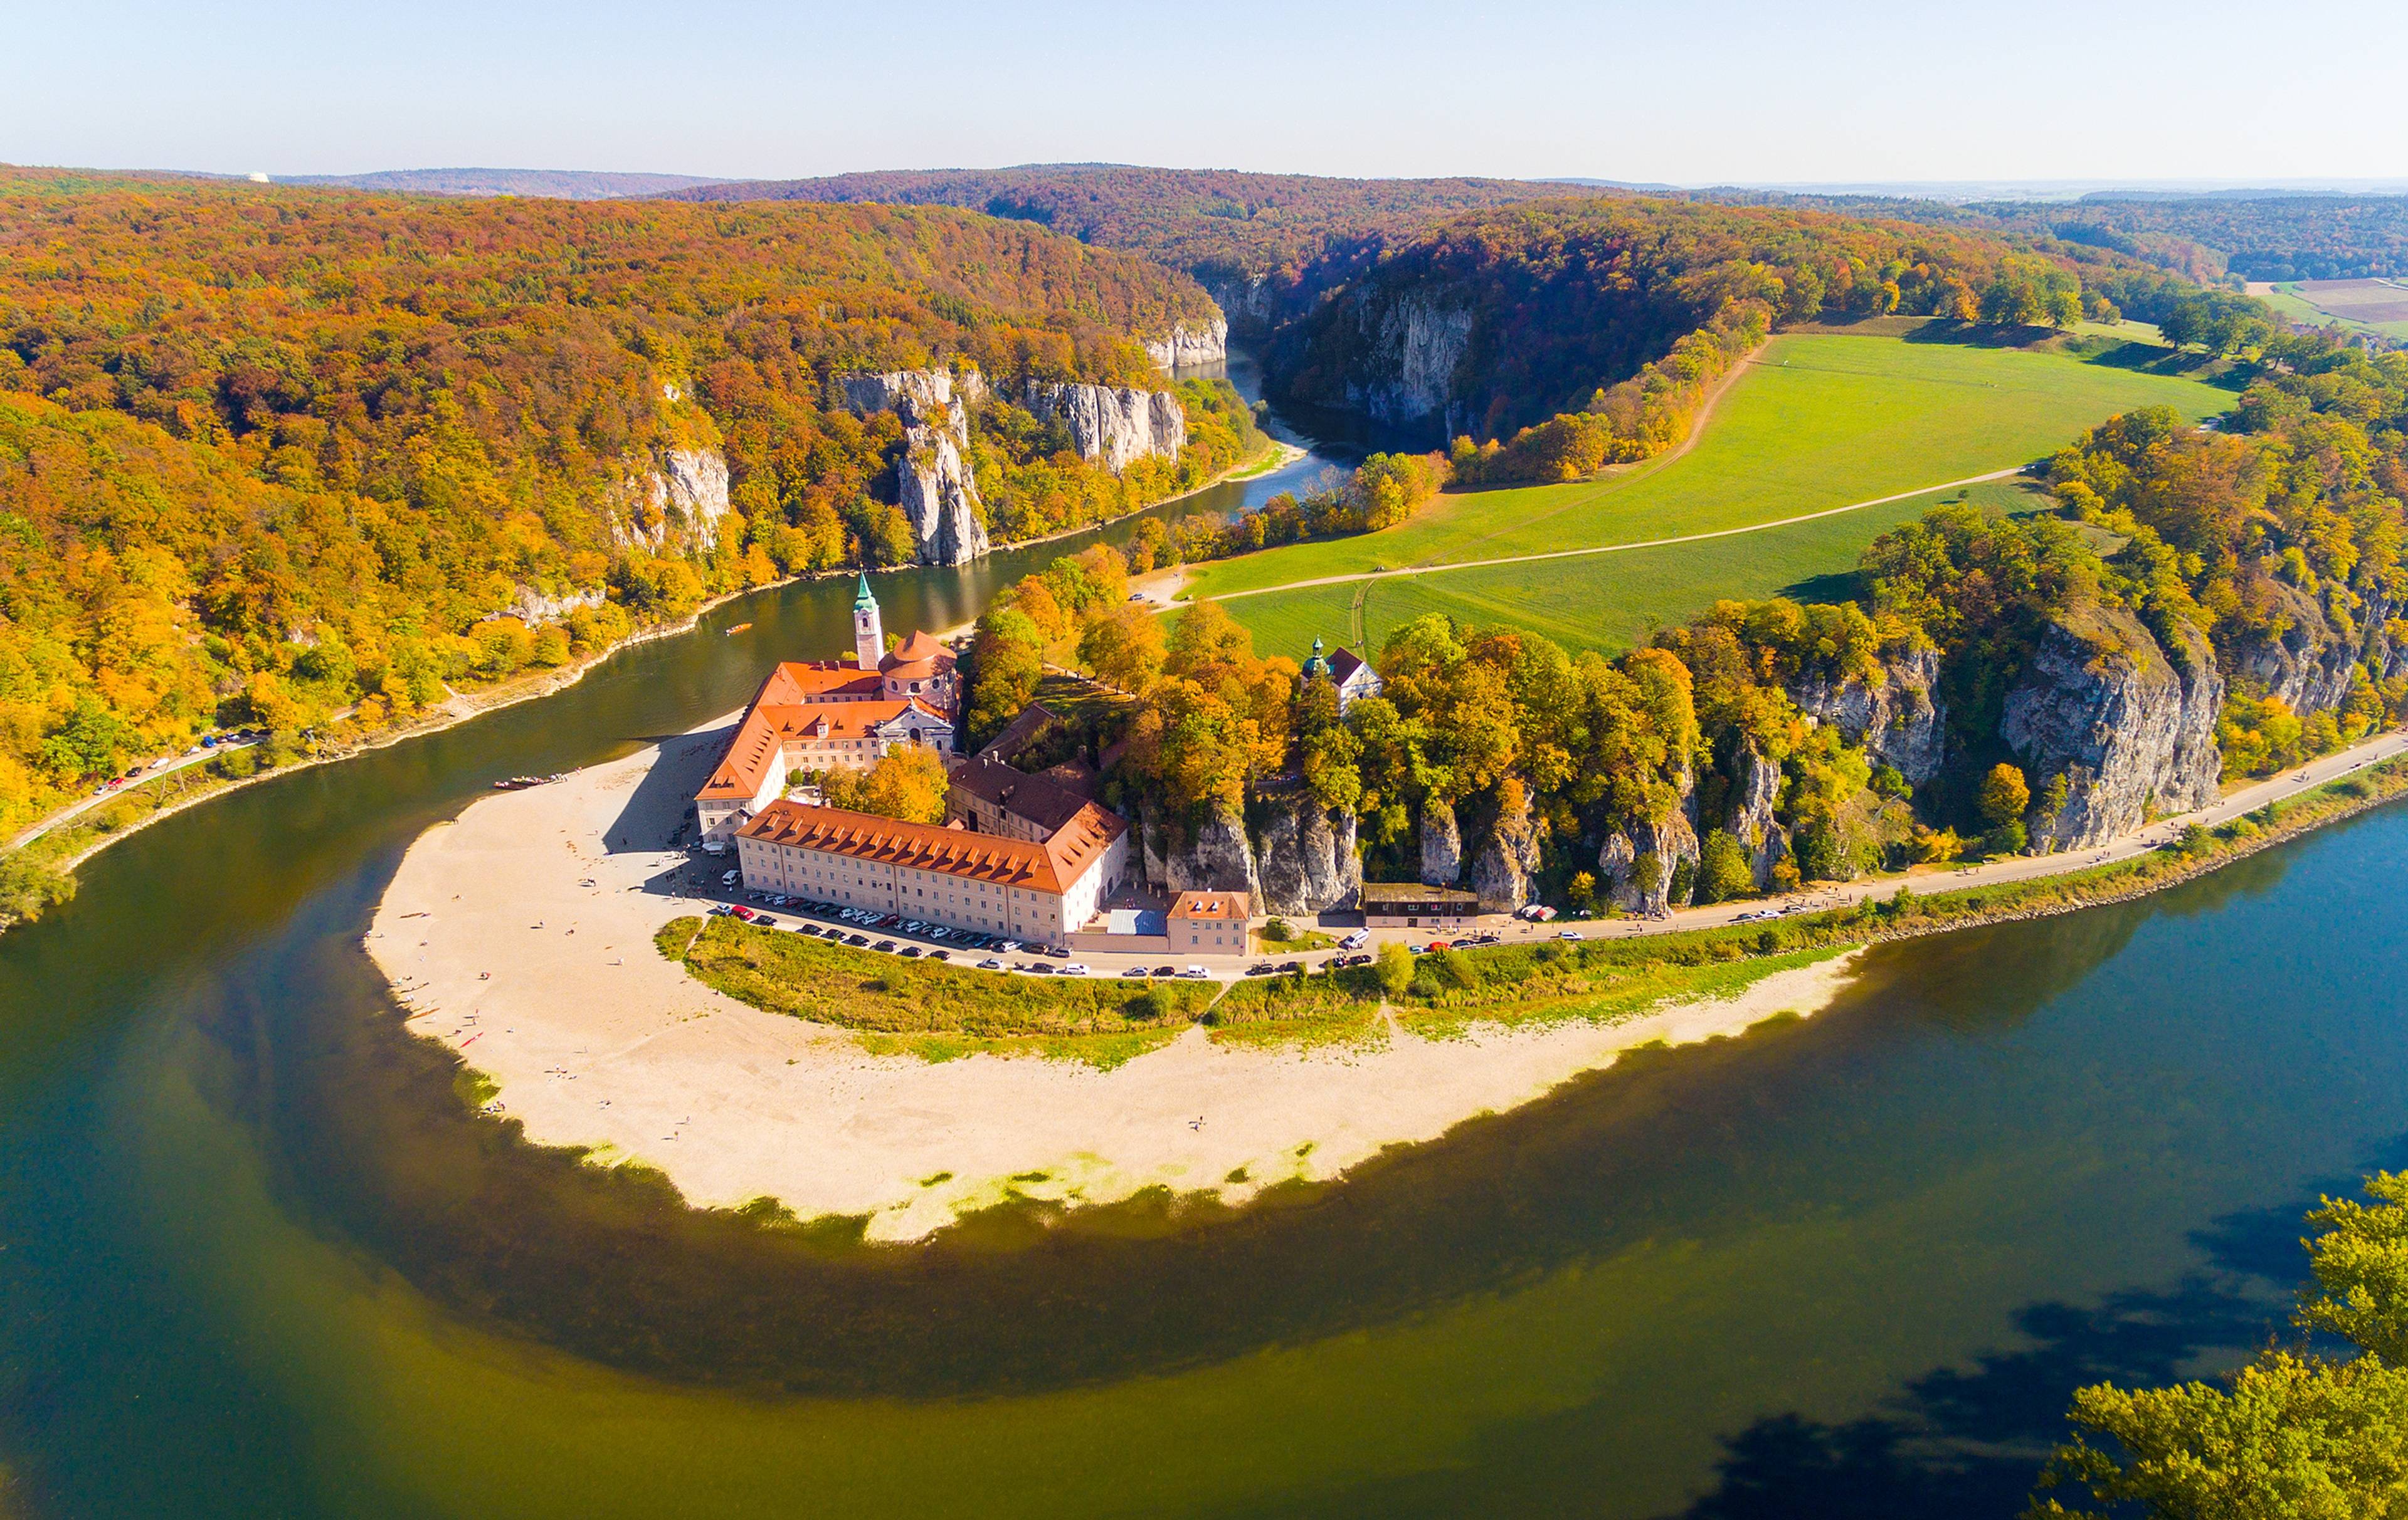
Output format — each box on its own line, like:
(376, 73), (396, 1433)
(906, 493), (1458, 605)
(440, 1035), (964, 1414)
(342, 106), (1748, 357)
(0, 171), (1224, 836)
(672, 164), (1566, 310)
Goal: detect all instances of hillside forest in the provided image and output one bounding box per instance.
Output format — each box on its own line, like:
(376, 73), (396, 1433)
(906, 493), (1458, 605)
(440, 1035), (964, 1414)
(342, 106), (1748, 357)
(0, 170), (1249, 836)
(964, 320), (2408, 909)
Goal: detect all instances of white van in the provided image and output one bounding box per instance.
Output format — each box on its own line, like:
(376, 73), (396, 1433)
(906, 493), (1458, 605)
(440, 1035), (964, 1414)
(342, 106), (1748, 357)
(1339, 930), (1370, 951)
(720, 869), (740, 887)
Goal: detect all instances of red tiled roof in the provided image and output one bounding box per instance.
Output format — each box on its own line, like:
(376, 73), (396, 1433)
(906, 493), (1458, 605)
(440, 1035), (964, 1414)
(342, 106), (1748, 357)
(737, 798), (1123, 895)
(1170, 890), (1249, 922)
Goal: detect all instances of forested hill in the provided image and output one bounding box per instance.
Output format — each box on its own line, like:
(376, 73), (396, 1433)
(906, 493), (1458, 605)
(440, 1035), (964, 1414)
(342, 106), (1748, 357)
(667, 164), (1571, 319)
(1262, 196), (2184, 450)
(278, 168), (731, 199)
(0, 170), (1223, 837)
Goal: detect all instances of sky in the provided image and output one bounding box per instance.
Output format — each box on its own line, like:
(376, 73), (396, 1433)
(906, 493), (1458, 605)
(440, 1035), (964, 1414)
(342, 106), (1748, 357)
(10, 0), (2407, 188)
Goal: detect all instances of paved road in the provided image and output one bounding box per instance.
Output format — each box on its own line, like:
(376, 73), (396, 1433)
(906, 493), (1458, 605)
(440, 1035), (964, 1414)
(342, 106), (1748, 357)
(7, 739), (259, 851)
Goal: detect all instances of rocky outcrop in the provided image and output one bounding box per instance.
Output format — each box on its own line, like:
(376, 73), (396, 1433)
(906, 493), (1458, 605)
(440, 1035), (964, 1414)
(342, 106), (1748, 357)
(1140, 805), (1261, 899)
(1253, 796), (1363, 916)
(1141, 795), (1362, 916)
(838, 368), (990, 566)
(2221, 578), (2386, 719)
(1144, 318), (1228, 372)
(1598, 808), (1701, 917)
(1341, 298), (1475, 430)
(1418, 798), (1462, 885)
(1471, 785), (1543, 913)
(1203, 277), (1279, 338)
(2002, 603), (2225, 852)
(1023, 382), (1187, 473)
(611, 446), (731, 555)
(1724, 742), (1790, 890)
(1787, 645), (1948, 784)
(491, 584), (605, 626)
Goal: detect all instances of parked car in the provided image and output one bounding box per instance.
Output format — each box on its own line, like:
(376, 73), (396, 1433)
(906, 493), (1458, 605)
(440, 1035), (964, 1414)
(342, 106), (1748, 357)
(1246, 963), (1276, 976)
(928, 951), (949, 962)
(845, 934), (870, 947)
(1059, 963), (1090, 976)
(995, 941), (1022, 954)
(729, 906), (754, 921)
(752, 915), (777, 929)
(795, 924), (820, 937)
(1152, 966), (1178, 978)
(1339, 931), (1370, 951)
(1121, 967), (1150, 978)
(978, 958), (1006, 970)
(900, 946), (924, 958)
(1277, 961), (1304, 974)
(1180, 966), (1209, 979)
(720, 870), (740, 887)
(873, 939), (898, 953)
(1024, 962), (1054, 975)
(1556, 929), (1582, 941)
(1043, 945), (1070, 958)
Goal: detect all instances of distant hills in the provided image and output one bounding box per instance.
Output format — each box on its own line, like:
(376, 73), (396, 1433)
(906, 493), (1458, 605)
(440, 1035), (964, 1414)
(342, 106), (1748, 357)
(273, 167), (727, 199)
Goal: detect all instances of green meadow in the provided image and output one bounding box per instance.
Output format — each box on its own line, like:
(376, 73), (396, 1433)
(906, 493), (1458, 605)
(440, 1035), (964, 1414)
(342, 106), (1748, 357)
(1232, 478), (2046, 658)
(1186, 329), (2231, 603)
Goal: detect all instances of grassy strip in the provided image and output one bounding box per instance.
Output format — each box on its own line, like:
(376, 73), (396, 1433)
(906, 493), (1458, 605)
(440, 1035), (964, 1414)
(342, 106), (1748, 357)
(660, 916), (1222, 1069)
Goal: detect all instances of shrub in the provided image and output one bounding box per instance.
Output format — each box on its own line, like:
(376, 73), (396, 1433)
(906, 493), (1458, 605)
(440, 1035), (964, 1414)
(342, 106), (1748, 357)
(1697, 830), (1753, 904)
(1260, 917), (1292, 942)
(1666, 857), (1696, 907)
(1374, 941), (1413, 998)
(1983, 820), (2028, 857)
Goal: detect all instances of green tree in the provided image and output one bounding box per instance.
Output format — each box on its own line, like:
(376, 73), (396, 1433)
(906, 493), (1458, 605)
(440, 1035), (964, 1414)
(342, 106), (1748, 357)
(1696, 830), (1753, 904)
(1374, 940), (1413, 998)
(2032, 1173), (2408, 1519)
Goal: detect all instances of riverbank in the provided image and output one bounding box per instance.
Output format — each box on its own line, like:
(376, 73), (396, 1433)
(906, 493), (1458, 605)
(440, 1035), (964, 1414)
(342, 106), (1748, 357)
(366, 726), (1864, 1241)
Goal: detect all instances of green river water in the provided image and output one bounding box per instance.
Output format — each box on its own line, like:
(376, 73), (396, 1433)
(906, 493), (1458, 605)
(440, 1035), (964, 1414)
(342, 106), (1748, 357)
(5, 372), (2408, 1517)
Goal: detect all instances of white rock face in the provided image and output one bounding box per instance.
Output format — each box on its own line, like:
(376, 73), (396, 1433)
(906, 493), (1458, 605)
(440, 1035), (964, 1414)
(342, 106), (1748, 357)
(1343, 297), (1475, 428)
(611, 446), (731, 556)
(1787, 645), (1948, 784)
(838, 368), (991, 565)
(2002, 604), (2226, 852)
(1418, 798), (1462, 886)
(1023, 382), (1188, 473)
(1144, 317), (1229, 371)
(495, 584), (606, 626)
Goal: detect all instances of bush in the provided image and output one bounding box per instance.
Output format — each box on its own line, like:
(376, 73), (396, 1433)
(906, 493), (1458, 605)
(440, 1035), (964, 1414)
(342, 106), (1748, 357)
(213, 747), (259, 781)
(1260, 917), (1292, 943)
(1983, 820), (2028, 857)
(1666, 857), (1696, 907)
(1697, 830), (1753, 904)
(1375, 941), (1413, 997)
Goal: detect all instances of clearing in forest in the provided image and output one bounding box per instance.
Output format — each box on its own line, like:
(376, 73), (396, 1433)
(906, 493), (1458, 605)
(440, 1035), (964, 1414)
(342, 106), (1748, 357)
(1185, 329), (2232, 604)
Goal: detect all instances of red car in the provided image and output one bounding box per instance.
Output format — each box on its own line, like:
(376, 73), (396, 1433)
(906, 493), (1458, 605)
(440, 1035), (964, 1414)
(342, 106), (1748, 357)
(729, 905), (755, 921)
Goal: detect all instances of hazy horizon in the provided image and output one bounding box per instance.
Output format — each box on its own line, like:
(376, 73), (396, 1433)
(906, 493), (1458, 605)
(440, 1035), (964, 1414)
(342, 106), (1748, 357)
(9, 0), (2405, 189)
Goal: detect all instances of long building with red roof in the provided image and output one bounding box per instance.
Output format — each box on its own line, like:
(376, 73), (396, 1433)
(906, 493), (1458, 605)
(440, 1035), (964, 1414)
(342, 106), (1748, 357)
(734, 798), (1129, 945)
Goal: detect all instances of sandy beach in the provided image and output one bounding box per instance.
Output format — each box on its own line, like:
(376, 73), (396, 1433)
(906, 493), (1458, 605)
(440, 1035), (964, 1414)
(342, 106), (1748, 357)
(367, 726), (1861, 1242)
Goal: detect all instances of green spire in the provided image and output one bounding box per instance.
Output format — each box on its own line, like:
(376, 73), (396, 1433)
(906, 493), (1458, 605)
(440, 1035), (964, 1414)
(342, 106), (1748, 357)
(853, 572), (875, 609)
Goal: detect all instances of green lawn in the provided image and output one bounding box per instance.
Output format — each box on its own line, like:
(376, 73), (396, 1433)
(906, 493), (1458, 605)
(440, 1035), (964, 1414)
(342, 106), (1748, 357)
(1231, 478), (2050, 658)
(1186, 330), (2232, 603)
(2262, 282), (2408, 342)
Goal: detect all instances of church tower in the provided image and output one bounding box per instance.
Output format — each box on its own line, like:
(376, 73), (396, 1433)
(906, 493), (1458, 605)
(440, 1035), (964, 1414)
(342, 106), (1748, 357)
(852, 573), (885, 670)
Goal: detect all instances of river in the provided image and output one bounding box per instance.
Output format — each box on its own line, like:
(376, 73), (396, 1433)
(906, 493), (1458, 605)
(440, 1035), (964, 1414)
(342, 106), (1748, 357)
(4, 367), (2405, 1517)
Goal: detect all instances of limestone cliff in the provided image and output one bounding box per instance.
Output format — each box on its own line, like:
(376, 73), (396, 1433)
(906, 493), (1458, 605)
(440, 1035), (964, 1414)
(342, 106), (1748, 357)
(1252, 796), (1363, 916)
(1418, 798), (1462, 886)
(1787, 645), (1948, 784)
(1023, 382), (1188, 473)
(1469, 786), (1543, 913)
(838, 369), (991, 566)
(2002, 603), (2224, 852)
(1144, 317), (1228, 372)
(610, 446), (731, 556)
(495, 584), (605, 626)
(2221, 579), (2401, 718)
(1724, 742), (1790, 889)
(1598, 806), (1701, 917)
(1138, 794), (1363, 916)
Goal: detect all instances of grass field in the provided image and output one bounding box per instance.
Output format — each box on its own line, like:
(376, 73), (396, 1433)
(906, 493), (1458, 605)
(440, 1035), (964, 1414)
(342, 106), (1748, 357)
(1230, 478), (2049, 657)
(1186, 330), (2231, 604)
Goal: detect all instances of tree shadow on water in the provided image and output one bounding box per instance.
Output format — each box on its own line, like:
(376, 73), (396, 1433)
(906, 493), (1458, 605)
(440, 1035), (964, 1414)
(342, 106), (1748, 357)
(1666, 1148), (2408, 1520)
